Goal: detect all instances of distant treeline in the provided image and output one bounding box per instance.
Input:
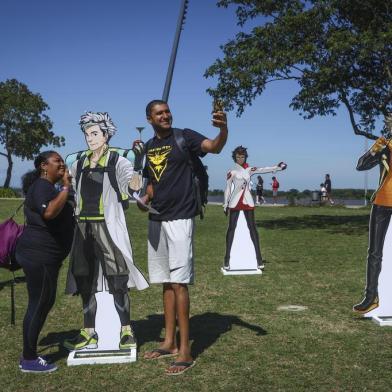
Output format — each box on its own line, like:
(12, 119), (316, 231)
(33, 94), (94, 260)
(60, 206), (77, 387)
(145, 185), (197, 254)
(208, 188), (375, 200)
(0, 187), (21, 198)
(1, 187), (374, 201)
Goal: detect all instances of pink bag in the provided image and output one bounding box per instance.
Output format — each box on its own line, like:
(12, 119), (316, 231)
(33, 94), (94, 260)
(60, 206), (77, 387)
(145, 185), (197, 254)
(0, 203), (24, 270)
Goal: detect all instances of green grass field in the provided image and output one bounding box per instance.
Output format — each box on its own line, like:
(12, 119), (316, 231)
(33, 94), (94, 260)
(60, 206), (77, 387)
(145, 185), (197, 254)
(0, 200), (391, 391)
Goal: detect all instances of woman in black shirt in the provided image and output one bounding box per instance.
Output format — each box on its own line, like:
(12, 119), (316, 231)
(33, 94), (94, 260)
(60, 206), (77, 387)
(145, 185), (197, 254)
(16, 151), (75, 373)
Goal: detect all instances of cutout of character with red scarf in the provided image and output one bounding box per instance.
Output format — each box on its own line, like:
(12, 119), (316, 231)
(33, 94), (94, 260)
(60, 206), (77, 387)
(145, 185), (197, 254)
(223, 146), (287, 270)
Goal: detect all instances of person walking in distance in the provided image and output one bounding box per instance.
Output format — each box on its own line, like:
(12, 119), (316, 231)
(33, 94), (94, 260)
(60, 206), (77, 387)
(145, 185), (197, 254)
(271, 176), (280, 204)
(324, 174), (334, 205)
(256, 176), (265, 205)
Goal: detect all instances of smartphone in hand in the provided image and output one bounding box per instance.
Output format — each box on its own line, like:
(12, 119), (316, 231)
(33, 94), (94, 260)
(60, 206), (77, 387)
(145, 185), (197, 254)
(213, 99), (224, 113)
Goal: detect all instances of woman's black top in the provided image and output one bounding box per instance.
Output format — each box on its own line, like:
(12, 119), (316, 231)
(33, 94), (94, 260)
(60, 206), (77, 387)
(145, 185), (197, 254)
(16, 178), (75, 264)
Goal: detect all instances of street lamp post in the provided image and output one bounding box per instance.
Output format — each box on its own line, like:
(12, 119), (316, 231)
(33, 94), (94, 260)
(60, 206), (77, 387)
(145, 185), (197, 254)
(136, 126), (145, 142)
(162, 0), (189, 102)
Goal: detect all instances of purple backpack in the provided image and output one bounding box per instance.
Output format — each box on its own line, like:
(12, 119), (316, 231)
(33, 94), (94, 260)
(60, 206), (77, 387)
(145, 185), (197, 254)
(0, 203), (24, 270)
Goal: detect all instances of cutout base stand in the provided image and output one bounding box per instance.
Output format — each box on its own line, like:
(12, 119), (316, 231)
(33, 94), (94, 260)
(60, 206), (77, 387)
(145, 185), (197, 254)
(371, 316), (392, 327)
(67, 348), (136, 366)
(66, 290), (137, 366)
(221, 267), (262, 275)
(222, 211), (262, 276)
(363, 223), (392, 322)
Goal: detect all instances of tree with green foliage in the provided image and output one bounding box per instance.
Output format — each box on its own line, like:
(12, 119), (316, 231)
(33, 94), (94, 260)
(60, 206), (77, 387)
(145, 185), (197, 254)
(0, 79), (64, 188)
(205, 0), (392, 140)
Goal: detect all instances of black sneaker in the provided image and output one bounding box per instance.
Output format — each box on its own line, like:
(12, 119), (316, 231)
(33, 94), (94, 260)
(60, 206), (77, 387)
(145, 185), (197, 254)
(353, 295), (379, 314)
(63, 328), (98, 351)
(119, 329), (136, 350)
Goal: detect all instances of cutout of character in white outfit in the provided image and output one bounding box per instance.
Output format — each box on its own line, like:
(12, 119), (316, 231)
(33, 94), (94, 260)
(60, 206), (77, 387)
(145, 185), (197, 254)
(64, 112), (148, 354)
(223, 146), (287, 270)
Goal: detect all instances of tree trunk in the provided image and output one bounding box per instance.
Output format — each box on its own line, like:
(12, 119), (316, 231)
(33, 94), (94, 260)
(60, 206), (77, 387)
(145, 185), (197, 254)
(3, 151), (13, 188)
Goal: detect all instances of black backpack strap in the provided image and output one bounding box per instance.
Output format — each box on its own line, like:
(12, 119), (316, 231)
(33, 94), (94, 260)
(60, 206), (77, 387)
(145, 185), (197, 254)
(173, 129), (205, 218)
(105, 151), (123, 204)
(107, 147), (130, 158)
(145, 138), (152, 153)
(173, 128), (192, 167)
(75, 154), (86, 192)
(143, 137), (154, 175)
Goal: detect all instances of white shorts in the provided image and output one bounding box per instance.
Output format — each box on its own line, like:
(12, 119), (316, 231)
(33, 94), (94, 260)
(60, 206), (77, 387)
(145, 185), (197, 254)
(148, 218), (195, 284)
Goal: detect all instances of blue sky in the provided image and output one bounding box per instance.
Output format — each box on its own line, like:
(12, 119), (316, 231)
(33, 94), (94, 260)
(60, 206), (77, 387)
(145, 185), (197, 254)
(0, 0), (380, 191)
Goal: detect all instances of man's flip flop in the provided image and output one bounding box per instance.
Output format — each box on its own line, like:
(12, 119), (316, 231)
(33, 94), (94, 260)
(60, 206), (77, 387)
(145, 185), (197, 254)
(165, 361), (196, 376)
(144, 348), (178, 360)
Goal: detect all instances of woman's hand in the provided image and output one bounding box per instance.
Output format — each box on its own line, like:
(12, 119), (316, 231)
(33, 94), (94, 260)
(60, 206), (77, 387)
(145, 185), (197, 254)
(61, 166), (72, 187)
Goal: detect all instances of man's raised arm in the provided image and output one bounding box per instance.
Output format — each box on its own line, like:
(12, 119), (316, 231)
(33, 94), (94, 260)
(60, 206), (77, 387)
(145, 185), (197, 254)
(201, 111), (228, 154)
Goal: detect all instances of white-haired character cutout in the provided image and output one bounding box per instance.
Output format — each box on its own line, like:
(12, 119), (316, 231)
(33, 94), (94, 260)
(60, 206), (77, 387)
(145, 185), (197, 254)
(64, 111), (149, 353)
(79, 111), (117, 139)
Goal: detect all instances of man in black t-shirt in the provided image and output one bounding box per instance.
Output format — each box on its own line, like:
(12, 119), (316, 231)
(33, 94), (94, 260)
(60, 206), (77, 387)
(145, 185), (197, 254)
(140, 100), (228, 375)
(324, 173), (335, 205)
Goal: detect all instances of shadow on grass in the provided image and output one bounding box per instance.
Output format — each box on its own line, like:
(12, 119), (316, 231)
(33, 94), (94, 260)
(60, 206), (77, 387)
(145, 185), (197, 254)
(134, 312), (266, 359)
(38, 329), (80, 363)
(257, 214), (369, 235)
(133, 314), (165, 348)
(35, 313), (266, 363)
(190, 312), (266, 359)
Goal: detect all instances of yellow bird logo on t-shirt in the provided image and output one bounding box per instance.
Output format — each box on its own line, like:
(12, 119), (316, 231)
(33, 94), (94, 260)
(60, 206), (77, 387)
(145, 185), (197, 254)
(147, 146), (172, 182)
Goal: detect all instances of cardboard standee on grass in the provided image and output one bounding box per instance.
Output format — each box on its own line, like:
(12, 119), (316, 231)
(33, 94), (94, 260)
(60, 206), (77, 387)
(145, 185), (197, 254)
(222, 145), (287, 275)
(63, 112), (149, 365)
(353, 114), (392, 320)
(366, 222), (392, 325)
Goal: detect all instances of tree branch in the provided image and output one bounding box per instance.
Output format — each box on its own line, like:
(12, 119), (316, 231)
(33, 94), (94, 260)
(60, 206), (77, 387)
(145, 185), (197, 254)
(340, 92), (378, 140)
(384, 62), (392, 82)
(0, 151), (8, 158)
(266, 11), (282, 24)
(291, 65), (305, 74)
(265, 76), (301, 84)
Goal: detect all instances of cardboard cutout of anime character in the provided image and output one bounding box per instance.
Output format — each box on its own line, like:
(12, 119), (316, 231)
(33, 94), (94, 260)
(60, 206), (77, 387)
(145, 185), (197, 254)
(222, 146), (287, 275)
(63, 112), (149, 365)
(353, 115), (392, 322)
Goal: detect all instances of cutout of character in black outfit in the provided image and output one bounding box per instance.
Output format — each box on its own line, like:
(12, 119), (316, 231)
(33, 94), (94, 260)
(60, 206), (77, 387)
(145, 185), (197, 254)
(353, 115), (392, 314)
